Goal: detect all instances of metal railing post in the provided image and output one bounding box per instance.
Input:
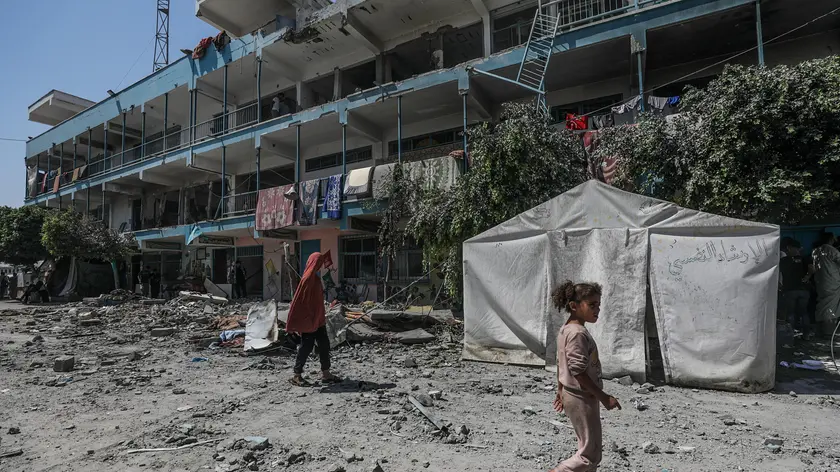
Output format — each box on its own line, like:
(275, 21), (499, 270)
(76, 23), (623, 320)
(257, 58), (263, 123)
(163, 92), (169, 149)
(755, 0), (765, 66)
(295, 125), (301, 182)
(397, 96), (402, 164)
(221, 145), (226, 218)
(223, 65), (228, 132)
(103, 123), (108, 172)
(121, 112), (127, 165)
(255, 147), (261, 193)
(141, 110), (146, 159)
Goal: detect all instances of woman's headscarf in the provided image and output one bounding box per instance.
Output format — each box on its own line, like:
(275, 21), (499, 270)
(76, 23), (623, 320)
(285, 252), (326, 334)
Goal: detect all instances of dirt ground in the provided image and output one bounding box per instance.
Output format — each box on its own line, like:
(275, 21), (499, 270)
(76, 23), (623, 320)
(1, 297), (839, 472)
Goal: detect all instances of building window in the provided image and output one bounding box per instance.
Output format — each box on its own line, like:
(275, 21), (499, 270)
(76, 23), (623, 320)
(390, 244), (427, 281)
(388, 128), (463, 156)
(550, 94), (624, 123)
(305, 146), (373, 173)
(340, 236), (378, 281)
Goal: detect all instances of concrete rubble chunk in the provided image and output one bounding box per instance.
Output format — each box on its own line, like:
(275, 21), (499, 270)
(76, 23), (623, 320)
(140, 299), (165, 305)
(79, 319), (102, 327)
(642, 442), (660, 454)
(53, 356), (75, 372)
(415, 393), (434, 407)
(150, 327), (176, 337)
(244, 436), (270, 451)
(327, 465), (346, 472)
(287, 449), (306, 464)
(763, 437), (784, 446)
(179, 291), (228, 305)
(393, 328), (435, 344)
(613, 376), (633, 386)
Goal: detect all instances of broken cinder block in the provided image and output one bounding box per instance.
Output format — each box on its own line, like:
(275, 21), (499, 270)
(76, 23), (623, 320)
(53, 356), (75, 372)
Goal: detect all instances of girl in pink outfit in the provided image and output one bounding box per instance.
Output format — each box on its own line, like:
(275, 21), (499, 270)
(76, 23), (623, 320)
(549, 281), (621, 472)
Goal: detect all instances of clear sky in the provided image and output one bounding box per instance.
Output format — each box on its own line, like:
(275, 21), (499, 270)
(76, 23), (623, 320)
(0, 0), (218, 208)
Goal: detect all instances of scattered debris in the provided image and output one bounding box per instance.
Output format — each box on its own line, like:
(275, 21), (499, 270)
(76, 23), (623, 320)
(409, 395), (447, 432)
(125, 438), (224, 454)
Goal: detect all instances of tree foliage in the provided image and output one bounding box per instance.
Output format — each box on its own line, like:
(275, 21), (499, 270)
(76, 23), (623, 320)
(595, 56), (840, 225)
(41, 210), (136, 261)
(0, 205), (50, 267)
(378, 102), (589, 301)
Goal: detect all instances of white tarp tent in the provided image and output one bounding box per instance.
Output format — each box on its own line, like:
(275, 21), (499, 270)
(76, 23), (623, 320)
(463, 181), (779, 393)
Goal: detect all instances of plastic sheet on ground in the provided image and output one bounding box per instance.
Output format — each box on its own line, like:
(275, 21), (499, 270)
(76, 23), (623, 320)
(244, 300), (278, 352)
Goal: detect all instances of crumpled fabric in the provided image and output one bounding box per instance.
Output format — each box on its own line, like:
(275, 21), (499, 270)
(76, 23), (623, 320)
(813, 244), (840, 323)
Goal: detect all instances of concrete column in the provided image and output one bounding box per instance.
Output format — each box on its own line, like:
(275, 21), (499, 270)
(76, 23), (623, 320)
(333, 67), (343, 101)
(384, 55), (394, 83)
(296, 81), (316, 110)
(375, 54), (385, 84)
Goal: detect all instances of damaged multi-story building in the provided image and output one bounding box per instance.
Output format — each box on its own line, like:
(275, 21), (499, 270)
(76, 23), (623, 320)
(22, 0), (840, 300)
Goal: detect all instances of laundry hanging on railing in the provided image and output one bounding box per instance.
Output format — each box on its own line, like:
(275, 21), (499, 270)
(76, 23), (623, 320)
(296, 179), (320, 226)
(256, 184), (295, 231)
(192, 37), (214, 59)
(589, 113), (614, 130)
(565, 113), (588, 131)
(324, 174), (343, 220)
(647, 95), (680, 117)
(612, 95), (642, 126)
(213, 31), (230, 51)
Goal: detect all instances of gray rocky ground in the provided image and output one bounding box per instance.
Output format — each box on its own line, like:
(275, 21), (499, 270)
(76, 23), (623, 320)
(0, 296), (839, 472)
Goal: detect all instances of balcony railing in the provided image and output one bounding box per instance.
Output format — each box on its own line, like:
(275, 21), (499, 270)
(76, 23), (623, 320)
(222, 191), (258, 217)
(27, 1), (670, 201)
(194, 103), (259, 144)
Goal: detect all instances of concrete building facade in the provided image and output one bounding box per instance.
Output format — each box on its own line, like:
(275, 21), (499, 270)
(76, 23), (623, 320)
(22, 0), (840, 300)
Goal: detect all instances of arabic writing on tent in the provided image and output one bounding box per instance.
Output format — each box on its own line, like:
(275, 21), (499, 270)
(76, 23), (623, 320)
(667, 239), (773, 277)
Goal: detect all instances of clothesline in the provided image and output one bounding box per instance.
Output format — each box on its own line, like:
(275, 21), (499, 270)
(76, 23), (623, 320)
(564, 94), (681, 131)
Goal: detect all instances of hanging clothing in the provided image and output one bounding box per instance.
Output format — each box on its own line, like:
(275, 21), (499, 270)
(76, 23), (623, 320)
(813, 244), (840, 326)
(52, 174), (61, 193)
(297, 179), (320, 226)
(325, 174), (342, 220)
(256, 184), (295, 231)
(286, 252), (326, 334)
(213, 31), (230, 51)
(612, 96), (641, 126)
(590, 114), (613, 130)
(667, 96), (681, 107)
(565, 114), (588, 131)
(647, 95), (669, 111)
(192, 37), (213, 59)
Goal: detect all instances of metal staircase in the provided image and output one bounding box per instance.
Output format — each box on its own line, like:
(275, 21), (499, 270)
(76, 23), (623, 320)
(469, 0), (561, 116)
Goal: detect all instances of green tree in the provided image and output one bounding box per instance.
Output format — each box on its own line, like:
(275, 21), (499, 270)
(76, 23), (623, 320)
(41, 210), (136, 261)
(595, 56), (840, 225)
(379, 102), (589, 302)
(0, 205), (50, 267)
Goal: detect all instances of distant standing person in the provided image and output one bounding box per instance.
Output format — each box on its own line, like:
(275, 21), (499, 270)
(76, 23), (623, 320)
(780, 237), (812, 339)
(235, 260), (247, 299)
(8, 272), (17, 301)
(549, 280), (621, 472)
(0, 275), (7, 300)
(813, 232), (840, 338)
(138, 266), (152, 297)
(286, 252), (340, 386)
(150, 269), (161, 299)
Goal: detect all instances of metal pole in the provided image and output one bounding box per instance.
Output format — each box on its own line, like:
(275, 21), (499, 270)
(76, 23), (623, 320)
(223, 65), (228, 132)
(341, 124), (347, 176)
(637, 52), (645, 112)
(49, 144), (54, 181)
(191, 89), (197, 143)
(295, 125), (301, 182)
(756, 0), (765, 66)
(121, 112), (127, 165)
(163, 92), (169, 150)
(103, 123), (109, 169)
(141, 111), (146, 159)
(257, 58), (263, 123)
(59, 142), (64, 188)
(221, 146), (226, 218)
(255, 147), (261, 192)
(72, 138), (77, 175)
(86, 186), (91, 215)
(87, 128), (92, 167)
(101, 183), (106, 222)
(461, 93), (468, 169)
(397, 96), (402, 164)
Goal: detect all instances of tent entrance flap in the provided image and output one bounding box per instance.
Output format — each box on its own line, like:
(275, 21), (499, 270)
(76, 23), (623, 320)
(544, 228), (648, 382)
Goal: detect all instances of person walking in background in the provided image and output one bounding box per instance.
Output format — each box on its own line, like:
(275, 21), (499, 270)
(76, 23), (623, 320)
(234, 260), (248, 299)
(780, 237), (812, 339)
(813, 232), (840, 338)
(150, 268), (161, 299)
(549, 280), (621, 472)
(138, 266), (152, 297)
(8, 272), (17, 301)
(0, 275), (8, 300)
(286, 252), (340, 386)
